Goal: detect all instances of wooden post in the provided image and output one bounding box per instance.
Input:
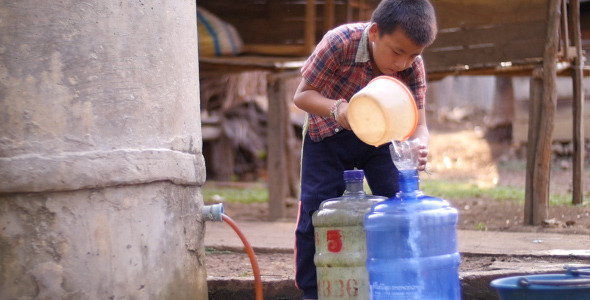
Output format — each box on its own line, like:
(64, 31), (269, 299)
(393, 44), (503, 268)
(360, 0), (369, 20)
(267, 74), (287, 221)
(346, 0), (353, 23)
(305, 0), (317, 54)
(324, 0), (335, 33)
(570, 0), (585, 205)
(525, 70), (546, 225)
(210, 133), (235, 181)
(561, 0), (570, 60)
(491, 76), (515, 127)
(524, 0), (561, 225)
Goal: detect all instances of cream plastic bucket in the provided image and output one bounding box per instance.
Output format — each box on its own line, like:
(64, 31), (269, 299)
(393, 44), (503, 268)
(347, 76), (418, 146)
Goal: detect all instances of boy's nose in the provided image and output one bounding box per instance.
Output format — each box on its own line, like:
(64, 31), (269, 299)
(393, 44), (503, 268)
(395, 57), (411, 70)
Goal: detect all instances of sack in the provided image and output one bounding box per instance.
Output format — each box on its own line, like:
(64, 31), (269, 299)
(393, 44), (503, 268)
(197, 6), (244, 57)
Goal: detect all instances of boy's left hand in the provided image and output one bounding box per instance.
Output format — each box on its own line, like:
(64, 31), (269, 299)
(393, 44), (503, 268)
(417, 144), (429, 172)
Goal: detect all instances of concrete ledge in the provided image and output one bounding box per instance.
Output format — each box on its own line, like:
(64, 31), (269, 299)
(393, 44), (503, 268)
(0, 149), (206, 193)
(207, 268), (568, 300)
(208, 278), (302, 300)
(206, 252), (584, 300)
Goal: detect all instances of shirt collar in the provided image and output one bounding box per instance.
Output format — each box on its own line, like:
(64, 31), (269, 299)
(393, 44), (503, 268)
(355, 23), (372, 63)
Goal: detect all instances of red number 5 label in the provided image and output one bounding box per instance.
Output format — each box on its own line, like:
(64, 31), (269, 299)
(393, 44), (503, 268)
(326, 230), (342, 253)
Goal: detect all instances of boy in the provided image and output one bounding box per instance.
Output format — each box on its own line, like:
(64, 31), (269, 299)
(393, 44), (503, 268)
(292, 0), (437, 298)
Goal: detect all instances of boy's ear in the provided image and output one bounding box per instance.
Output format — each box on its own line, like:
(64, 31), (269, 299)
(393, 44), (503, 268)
(369, 23), (379, 34)
(368, 23), (379, 41)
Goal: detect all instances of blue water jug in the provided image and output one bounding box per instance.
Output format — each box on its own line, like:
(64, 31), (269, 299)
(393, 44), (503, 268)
(313, 170), (386, 300)
(363, 169), (461, 300)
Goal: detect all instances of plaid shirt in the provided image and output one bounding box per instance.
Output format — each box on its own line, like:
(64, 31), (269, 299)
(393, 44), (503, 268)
(301, 23), (427, 142)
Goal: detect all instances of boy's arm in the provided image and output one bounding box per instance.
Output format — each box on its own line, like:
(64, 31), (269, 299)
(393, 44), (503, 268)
(293, 79), (351, 130)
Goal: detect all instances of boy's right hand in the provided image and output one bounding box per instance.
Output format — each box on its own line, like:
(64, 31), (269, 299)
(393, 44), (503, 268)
(335, 101), (351, 130)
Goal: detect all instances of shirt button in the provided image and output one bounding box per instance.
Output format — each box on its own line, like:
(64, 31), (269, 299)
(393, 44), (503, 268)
(335, 128), (340, 133)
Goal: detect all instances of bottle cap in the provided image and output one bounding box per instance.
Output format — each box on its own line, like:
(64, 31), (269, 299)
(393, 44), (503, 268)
(344, 170), (364, 181)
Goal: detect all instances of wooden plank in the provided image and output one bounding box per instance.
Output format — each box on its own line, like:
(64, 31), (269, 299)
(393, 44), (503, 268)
(424, 39), (546, 72)
(423, 20), (548, 72)
(432, 0), (548, 29)
(199, 0), (377, 53)
(424, 62), (584, 80)
(199, 56), (307, 73)
(198, 0), (311, 46)
(232, 19), (307, 45)
(428, 21), (547, 50)
(243, 44), (310, 56)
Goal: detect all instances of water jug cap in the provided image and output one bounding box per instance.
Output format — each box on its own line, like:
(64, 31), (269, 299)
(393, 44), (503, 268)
(343, 170), (364, 181)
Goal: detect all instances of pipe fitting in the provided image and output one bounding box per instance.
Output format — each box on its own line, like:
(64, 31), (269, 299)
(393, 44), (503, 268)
(202, 203), (224, 222)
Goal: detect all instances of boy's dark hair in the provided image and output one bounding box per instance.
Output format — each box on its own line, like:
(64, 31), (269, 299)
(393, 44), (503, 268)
(371, 0), (437, 46)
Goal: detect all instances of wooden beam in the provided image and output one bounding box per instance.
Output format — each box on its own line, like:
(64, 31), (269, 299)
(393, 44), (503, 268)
(570, 0), (585, 205)
(524, 0), (561, 225)
(199, 56), (307, 74)
(242, 44), (309, 56)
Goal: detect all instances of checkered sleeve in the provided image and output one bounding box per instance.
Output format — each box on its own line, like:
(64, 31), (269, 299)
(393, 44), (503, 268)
(301, 29), (344, 92)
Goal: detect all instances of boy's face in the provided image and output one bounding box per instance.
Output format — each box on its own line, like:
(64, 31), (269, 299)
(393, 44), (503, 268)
(368, 24), (426, 76)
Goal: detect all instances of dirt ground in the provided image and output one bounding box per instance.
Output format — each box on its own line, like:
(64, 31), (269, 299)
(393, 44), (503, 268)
(205, 115), (590, 289)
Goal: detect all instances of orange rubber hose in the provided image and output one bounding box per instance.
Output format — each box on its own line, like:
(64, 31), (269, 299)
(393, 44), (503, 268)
(222, 214), (263, 300)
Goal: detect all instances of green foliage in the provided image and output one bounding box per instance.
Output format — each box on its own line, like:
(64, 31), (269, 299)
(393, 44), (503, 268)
(420, 178), (588, 206)
(201, 176), (587, 206)
(421, 179), (524, 203)
(473, 222), (488, 231)
(202, 185), (268, 204)
(205, 247), (233, 255)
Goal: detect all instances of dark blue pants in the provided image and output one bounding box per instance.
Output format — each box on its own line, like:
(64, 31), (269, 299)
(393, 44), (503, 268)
(294, 130), (399, 299)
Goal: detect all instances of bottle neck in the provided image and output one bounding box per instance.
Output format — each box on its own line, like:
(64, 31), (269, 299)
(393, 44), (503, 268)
(398, 169), (419, 194)
(343, 180), (365, 196)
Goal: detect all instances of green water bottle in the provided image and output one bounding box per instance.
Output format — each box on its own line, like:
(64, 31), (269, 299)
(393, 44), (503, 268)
(313, 169), (386, 300)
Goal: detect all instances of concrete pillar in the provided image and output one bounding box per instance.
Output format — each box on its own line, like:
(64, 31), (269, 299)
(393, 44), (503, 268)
(0, 0), (207, 299)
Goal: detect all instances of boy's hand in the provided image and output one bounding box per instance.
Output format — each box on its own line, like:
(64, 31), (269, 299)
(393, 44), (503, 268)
(335, 102), (351, 130)
(417, 144), (429, 172)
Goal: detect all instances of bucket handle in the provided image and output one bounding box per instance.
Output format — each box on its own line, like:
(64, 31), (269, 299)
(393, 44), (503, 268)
(566, 265), (590, 277)
(569, 269), (590, 276)
(518, 277), (590, 287)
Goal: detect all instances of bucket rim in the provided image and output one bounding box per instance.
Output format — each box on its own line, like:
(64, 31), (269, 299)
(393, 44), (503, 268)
(367, 76), (418, 141)
(491, 273), (590, 290)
